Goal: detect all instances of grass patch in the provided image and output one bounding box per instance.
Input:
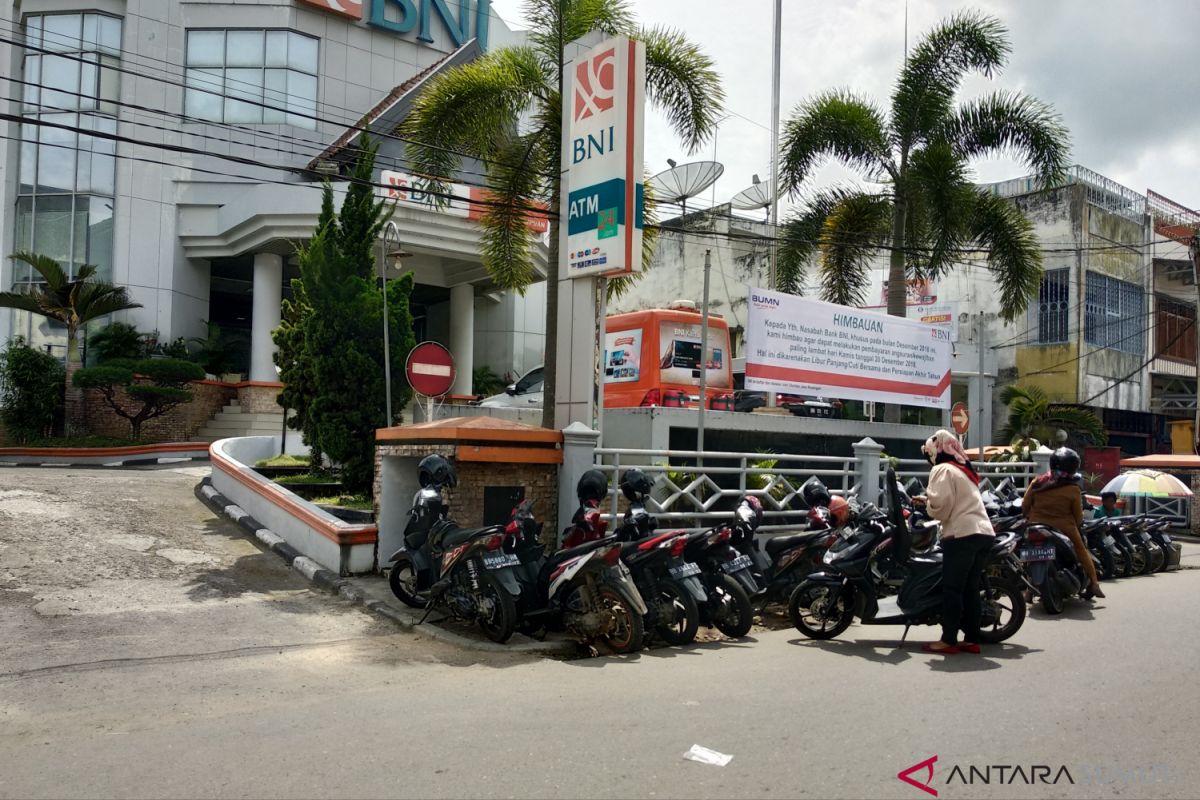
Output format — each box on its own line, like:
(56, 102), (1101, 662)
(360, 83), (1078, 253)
(16, 436), (140, 448)
(311, 494), (373, 511)
(275, 471), (340, 486)
(255, 453), (311, 468)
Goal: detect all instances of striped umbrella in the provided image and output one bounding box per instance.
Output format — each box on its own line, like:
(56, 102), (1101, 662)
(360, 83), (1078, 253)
(1100, 469), (1194, 498)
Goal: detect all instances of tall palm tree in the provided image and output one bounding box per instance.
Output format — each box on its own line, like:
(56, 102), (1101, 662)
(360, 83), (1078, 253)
(999, 384), (1107, 447)
(776, 11), (1070, 323)
(0, 251), (142, 432)
(403, 0), (724, 428)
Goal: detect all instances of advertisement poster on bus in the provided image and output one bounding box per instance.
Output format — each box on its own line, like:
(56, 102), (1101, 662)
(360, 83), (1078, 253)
(603, 328), (642, 383)
(745, 288), (952, 409)
(658, 322), (730, 389)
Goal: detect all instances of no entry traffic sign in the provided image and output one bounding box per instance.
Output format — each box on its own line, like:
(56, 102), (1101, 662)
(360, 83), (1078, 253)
(405, 342), (455, 398)
(951, 402), (970, 435)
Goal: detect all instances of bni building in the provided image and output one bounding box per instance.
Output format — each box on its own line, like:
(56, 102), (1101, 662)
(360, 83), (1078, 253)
(0, 0), (547, 394)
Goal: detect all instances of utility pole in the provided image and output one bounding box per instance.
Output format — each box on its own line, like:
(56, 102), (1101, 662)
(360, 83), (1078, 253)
(1191, 234), (1200, 454)
(977, 312), (987, 452)
(697, 249), (712, 461)
(767, 0), (782, 290)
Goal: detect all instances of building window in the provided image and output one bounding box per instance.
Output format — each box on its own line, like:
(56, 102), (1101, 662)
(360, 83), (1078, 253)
(1085, 272), (1145, 354)
(1156, 296), (1196, 363)
(14, 13), (120, 287)
(184, 30), (319, 129)
(1036, 269), (1070, 343)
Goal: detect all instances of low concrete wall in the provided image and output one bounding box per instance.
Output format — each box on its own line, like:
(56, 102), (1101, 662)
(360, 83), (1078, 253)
(0, 442), (210, 466)
(209, 436), (377, 575)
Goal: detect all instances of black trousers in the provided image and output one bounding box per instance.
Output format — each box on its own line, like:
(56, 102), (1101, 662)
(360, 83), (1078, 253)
(940, 534), (994, 645)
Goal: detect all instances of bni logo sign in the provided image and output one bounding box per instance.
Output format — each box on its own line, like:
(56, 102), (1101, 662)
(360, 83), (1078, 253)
(574, 47), (616, 121)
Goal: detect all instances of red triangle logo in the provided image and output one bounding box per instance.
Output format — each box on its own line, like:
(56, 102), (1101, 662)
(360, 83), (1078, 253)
(897, 755), (939, 797)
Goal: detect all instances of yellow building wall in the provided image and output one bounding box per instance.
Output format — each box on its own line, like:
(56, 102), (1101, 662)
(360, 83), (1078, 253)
(1169, 420), (1194, 454)
(1015, 343), (1080, 403)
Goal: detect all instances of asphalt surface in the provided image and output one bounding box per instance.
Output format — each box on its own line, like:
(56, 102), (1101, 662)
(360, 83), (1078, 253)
(2, 465), (1199, 799)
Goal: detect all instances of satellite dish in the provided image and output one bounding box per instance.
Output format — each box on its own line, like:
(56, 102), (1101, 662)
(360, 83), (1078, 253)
(730, 181), (772, 211)
(649, 160), (724, 216)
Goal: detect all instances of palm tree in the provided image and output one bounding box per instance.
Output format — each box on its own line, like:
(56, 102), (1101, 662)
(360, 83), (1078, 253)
(998, 384), (1107, 447)
(403, 0), (724, 428)
(0, 251), (142, 432)
(775, 11), (1070, 323)
(1, 251), (141, 364)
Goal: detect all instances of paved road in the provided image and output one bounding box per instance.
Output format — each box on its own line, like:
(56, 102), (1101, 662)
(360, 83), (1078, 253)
(2, 466), (1198, 799)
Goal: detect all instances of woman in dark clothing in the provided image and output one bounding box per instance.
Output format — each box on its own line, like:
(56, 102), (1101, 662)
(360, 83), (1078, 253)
(1022, 447), (1105, 599)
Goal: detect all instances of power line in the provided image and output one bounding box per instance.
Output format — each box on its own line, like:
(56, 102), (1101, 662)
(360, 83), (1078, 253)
(1076, 319), (1196, 407)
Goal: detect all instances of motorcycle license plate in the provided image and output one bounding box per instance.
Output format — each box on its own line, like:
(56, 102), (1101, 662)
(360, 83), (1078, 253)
(721, 554), (753, 574)
(1020, 546), (1055, 562)
(482, 552), (520, 570)
(669, 562), (701, 579)
(1102, 535), (1116, 547)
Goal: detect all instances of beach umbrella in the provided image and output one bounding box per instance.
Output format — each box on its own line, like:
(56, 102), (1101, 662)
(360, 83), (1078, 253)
(1100, 469), (1193, 498)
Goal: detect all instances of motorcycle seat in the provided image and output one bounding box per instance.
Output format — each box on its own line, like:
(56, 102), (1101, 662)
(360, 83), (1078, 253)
(434, 523), (499, 550)
(764, 531), (825, 557)
(547, 536), (616, 567)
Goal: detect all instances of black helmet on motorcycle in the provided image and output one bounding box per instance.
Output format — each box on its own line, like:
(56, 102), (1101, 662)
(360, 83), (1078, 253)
(802, 479), (832, 509)
(417, 454), (457, 489)
(619, 468), (653, 501)
(576, 469), (609, 505)
(1049, 447), (1081, 476)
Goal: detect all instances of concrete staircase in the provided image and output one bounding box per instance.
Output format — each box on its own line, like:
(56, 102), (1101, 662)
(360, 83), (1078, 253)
(197, 399), (285, 443)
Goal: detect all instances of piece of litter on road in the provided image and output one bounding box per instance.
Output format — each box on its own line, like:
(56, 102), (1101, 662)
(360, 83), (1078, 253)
(683, 745), (732, 767)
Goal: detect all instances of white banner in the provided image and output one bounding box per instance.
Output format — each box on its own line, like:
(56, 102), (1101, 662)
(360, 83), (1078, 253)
(560, 36), (646, 278)
(745, 288), (952, 409)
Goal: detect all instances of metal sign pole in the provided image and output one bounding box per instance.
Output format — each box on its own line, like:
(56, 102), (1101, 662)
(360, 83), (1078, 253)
(697, 249), (712, 463)
(597, 276), (608, 448)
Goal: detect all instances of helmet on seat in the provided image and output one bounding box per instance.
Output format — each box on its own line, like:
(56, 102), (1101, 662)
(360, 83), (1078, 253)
(576, 469), (609, 506)
(417, 454), (457, 489)
(736, 495), (764, 530)
(1049, 447), (1081, 476)
(802, 479), (832, 509)
(828, 495), (851, 527)
(619, 468), (653, 501)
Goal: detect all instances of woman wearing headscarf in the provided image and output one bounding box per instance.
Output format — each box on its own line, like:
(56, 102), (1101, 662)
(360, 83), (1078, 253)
(1022, 447), (1104, 599)
(917, 430), (995, 654)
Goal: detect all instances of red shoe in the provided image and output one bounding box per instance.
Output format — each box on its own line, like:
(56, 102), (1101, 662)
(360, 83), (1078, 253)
(958, 642), (982, 654)
(921, 642), (959, 655)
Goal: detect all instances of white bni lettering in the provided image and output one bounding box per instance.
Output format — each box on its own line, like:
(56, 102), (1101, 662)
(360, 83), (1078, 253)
(412, 364), (452, 377)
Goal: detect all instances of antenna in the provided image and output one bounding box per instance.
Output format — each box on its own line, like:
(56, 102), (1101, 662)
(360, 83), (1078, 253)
(649, 160), (725, 217)
(730, 177), (774, 221)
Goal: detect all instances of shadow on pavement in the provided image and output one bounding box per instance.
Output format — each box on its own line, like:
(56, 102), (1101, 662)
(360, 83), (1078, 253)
(1028, 601), (1100, 622)
(785, 636), (1044, 668)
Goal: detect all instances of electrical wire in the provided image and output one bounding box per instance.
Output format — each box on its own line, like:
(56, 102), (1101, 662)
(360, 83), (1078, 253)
(1075, 319), (1196, 407)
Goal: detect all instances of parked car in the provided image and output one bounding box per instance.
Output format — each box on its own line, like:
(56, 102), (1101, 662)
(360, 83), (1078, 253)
(478, 365), (544, 408)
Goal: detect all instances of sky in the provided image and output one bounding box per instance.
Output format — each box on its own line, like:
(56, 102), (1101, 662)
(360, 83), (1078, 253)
(489, 0), (1200, 218)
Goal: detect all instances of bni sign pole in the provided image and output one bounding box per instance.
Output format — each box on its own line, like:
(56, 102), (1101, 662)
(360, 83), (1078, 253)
(554, 34), (646, 432)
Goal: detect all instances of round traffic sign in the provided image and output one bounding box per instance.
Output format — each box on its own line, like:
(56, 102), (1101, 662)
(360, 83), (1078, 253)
(951, 402), (970, 435)
(405, 341), (456, 398)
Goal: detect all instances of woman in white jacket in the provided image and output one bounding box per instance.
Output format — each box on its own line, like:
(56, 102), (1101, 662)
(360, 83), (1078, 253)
(918, 430), (995, 655)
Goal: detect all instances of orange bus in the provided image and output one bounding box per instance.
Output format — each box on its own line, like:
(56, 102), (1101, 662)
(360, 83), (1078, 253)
(603, 304), (733, 409)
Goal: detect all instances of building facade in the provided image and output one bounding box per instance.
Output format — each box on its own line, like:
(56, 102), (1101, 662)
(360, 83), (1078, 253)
(0, 0), (546, 394)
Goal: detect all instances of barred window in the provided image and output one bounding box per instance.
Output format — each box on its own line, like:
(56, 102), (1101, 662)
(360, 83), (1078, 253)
(1085, 272), (1145, 354)
(1036, 269), (1070, 343)
(1156, 296), (1196, 363)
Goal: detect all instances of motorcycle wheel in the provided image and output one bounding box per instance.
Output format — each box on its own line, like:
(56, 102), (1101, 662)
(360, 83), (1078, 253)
(1111, 546), (1130, 578)
(1040, 567), (1064, 615)
(474, 570), (517, 644)
(1124, 545), (1143, 577)
(710, 573), (755, 638)
(789, 581), (854, 640)
(388, 554), (428, 609)
(1098, 548), (1116, 581)
(977, 581), (1026, 643)
(1149, 542), (1167, 573)
(1135, 545), (1154, 576)
(653, 579), (700, 646)
(595, 581), (645, 654)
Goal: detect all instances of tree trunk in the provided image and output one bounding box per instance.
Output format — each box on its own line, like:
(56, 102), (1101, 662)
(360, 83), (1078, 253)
(883, 199), (908, 424)
(541, 214), (560, 430)
(64, 328), (85, 437)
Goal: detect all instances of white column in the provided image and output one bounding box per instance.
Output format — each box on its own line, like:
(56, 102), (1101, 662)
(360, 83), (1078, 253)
(250, 252), (283, 382)
(449, 283), (474, 395)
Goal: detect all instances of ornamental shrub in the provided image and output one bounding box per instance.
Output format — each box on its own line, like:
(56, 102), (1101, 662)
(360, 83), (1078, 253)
(0, 337), (64, 442)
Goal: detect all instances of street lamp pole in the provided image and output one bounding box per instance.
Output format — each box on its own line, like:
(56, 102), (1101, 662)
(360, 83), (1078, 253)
(380, 220), (400, 427)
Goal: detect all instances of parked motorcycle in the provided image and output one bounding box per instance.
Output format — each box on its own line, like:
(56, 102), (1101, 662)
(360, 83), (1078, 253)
(1017, 518), (1102, 614)
(1145, 517), (1183, 572)
(1118, 515), (1158, 576)
(789, 468), (1026, 644)
(1081, 518), (1119, 580)
(385, 455), (521, 642)
(615, 469), (708, 645)
(683, 502), (759, 638)
(505, 477), (648, 653)
(737, 482), (845, 610)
